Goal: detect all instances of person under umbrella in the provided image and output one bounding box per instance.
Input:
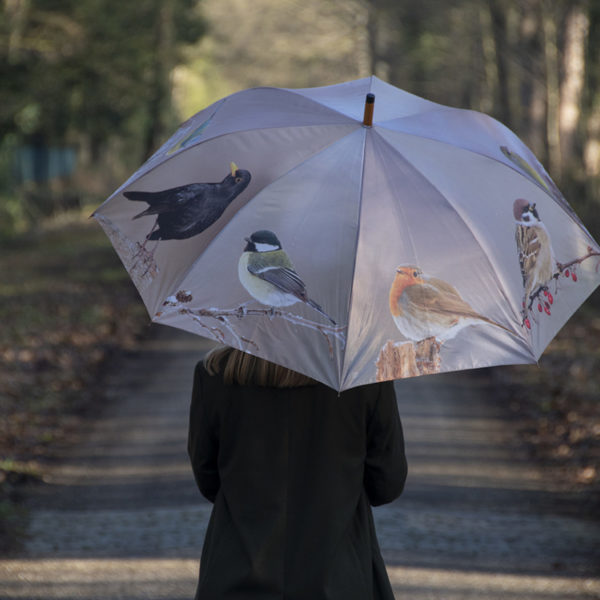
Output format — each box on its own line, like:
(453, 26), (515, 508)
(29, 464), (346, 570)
(188, 346), (407, 600)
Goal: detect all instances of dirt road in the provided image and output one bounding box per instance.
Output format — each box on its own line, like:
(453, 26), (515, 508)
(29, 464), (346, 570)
(0, 326), (598, 599)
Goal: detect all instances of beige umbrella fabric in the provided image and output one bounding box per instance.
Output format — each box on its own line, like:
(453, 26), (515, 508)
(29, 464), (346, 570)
(93, 76), (600, 391)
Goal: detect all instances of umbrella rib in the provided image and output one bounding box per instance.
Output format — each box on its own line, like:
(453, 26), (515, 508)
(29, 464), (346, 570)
(287, 75), (445, 125)
(254, 85), (367, 123)
(338, 127), (370, 390)
(98, 86), (360, 209)
(371, 131), (531, 355)
(279, 76), (379, 124)
(158, 127), (365, 317)
(378, 110), (592, 238)
(100, 125), (356, 210)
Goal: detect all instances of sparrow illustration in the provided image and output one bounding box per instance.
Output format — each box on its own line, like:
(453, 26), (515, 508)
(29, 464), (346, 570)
(389, 266), (512, 342)
(513, 198), (556, 306)
(124, 162), (251, 244)
(238, 230), (336, 325)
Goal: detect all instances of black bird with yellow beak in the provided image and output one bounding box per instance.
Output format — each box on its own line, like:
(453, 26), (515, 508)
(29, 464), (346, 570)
(124, 162), (251, 243)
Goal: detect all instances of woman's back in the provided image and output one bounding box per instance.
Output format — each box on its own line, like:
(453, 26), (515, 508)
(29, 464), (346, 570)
(189, 360), (407, 600)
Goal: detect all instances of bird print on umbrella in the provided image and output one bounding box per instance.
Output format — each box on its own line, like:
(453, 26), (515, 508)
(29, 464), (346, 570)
(125, 162), (251, 254)
(513, 198), (556, 312)
(389, 266), (513, 342)
(238, 230), (336, 325)
(500, 146), (559, 198)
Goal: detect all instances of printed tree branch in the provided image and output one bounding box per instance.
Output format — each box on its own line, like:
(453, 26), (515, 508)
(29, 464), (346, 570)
(155, 292), (346, 356)
(524, 246), (600, 321)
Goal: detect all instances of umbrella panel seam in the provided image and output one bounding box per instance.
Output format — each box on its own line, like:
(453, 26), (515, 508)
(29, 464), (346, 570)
(156, 126), (366, 329)
(370, 130), (532, 357)
(377, 115), (592, 240)
(338, 127), (370, 390)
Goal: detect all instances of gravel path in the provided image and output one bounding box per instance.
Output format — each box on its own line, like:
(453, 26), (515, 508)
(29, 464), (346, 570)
(1, 326), (598, 599)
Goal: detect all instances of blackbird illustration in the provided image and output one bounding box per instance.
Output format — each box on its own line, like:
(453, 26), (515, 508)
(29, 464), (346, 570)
(238, 230), (336, 325)
(513, 198), (556, 305)
(389, 266), (512, 342)
(124, 162), (251, 244)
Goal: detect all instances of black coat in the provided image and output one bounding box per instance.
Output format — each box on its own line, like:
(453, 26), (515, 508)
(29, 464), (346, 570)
(188, 363), (407, 600)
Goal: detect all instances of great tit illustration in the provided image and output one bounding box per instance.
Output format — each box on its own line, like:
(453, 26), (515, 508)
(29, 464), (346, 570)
(238, 230), (336, 325)
(125, 162), (251, 243)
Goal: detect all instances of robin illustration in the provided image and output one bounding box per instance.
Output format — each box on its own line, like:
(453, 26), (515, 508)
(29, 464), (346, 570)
(513, 198), (556, 306)
(238, 230), (336, 325)
(125, 162), (251, 246)
(389, 266), (512, 342)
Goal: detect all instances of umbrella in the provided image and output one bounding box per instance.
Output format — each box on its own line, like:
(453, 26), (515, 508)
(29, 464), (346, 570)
(92, 76), (600, 391)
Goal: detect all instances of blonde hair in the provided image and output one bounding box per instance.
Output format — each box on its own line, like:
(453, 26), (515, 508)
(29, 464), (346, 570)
(204, 346), (317, 388)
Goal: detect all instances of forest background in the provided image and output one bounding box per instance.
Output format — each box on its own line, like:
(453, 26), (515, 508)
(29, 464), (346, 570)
(1, 0), (599, 546)
(2, 0), (599, 234)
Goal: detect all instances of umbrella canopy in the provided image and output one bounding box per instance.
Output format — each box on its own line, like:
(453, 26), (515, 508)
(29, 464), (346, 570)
(93, 76), (600, 391)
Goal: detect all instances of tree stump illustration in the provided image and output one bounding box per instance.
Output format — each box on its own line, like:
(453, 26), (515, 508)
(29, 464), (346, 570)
(376, 337), (441, 381)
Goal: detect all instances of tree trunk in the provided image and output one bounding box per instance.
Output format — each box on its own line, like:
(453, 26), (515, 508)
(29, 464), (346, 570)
(584, 98), (600, 179)
(543, 2), (562, 177)
(478, 4), (497, 114)
(353, 0), (373, 78)
(4, 0), (30, 62)
(489, 0), (512, 127)
(514, 0), (546, 159)
(142, 0), (175, 161)
(584, 92), (600, 216)
(559, 3), (589, 172)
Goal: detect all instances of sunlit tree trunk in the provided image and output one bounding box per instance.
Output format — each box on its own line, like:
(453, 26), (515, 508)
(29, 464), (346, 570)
(584, 97), (600, 184)
(354, 0), (373, 78)
(559, 3), (589, 172)
(585, 100), (600, 167)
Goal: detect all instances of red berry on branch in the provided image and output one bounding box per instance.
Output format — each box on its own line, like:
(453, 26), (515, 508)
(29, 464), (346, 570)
(565, 269), (570, 278)
(524, 318), (531, 329)
(572, 272), (578, 282)
(538, 303), (543, 312)
(544, 304), (551, 315)
(543, 290), (548, 296)
(548, 292), (553, 304)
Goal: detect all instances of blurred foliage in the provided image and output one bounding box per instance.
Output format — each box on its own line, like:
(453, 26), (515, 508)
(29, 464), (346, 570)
(0, 0), (205, 231)
(1, 0), (204, 145)
(1, 0), (599, 238)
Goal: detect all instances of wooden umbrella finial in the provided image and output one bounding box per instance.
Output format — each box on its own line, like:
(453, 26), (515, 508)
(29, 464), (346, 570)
(362, 93), (375, 127)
